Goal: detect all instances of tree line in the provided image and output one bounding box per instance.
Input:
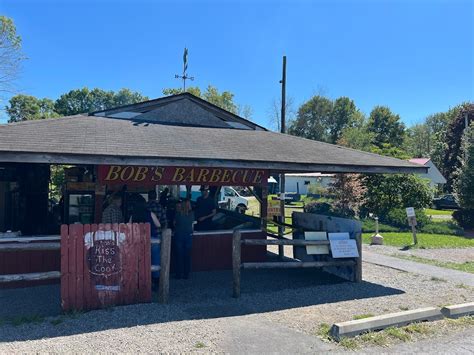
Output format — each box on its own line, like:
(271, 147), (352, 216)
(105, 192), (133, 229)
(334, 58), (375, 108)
(285, 94), (473, 228)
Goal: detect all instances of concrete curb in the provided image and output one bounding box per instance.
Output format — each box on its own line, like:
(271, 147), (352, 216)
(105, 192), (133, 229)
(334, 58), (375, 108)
(441, 302), (474, 319)
(330, 307), (443, 340)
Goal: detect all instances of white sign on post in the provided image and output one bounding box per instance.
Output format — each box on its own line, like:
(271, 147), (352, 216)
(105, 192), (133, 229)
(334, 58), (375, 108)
(305, 231), (329, 255)
(406, 207), (415, 217)
(330, 239), (359, 258)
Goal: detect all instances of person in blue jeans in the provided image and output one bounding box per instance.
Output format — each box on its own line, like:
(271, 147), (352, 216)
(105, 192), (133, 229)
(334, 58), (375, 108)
(174, 199), (195, 279)
(128, 193), (162, 290)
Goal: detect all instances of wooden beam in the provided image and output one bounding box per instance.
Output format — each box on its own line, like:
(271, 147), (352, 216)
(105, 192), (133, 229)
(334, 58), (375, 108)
(0, 242), (60, 251)
(242, 239), (330, 246)
(0, 236), (60, 243)
(158, 228), (172, 304)
(232, 229), (241, 298)
(242, 260), (356, 269)
(0, 152), (427, 174)
(0, 271), (60, 283)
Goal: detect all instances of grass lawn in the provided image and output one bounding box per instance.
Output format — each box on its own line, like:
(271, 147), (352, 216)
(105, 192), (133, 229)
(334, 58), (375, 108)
(393, 255), (474, 274)
(425, 208), (454, 216)
(362, 232), (474, 248)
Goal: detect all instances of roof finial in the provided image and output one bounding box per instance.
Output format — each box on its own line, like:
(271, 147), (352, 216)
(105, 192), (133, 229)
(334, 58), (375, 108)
(174, 47), (194, 92)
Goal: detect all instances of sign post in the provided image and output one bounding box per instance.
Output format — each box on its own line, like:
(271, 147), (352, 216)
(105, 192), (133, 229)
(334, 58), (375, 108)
(406, 207), (418, 245)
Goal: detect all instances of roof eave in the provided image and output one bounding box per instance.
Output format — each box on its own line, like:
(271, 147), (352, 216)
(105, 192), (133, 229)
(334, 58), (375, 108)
(0, 151), (428, 174)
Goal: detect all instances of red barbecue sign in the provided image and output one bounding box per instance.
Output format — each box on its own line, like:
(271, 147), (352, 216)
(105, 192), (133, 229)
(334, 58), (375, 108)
(98, 165), (269, 187)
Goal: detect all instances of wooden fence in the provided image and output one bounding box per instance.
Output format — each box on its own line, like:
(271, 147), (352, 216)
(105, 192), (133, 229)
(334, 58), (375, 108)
(61, 223), (153, 311)
(232, 212), (362, 298)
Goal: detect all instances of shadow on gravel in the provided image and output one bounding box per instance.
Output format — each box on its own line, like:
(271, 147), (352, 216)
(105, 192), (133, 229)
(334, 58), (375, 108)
(0, 267), (403, 343)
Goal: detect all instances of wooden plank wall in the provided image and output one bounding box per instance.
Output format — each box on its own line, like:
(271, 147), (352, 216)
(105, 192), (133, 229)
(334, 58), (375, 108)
(0, 248), (60, 289)
(191, 231), (266, 271)
(60, 223), (151, 312)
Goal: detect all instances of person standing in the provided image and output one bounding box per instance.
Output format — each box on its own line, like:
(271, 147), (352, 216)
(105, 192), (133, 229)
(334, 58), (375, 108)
(125, 193), (162, 289)
(102, 194), (123, 224)
(147, 190), (167, 232)
(174, 199), (194, 279)
(195, 186), (216, 231)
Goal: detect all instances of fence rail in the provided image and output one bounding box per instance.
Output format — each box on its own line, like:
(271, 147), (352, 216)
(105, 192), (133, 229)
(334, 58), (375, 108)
(232, 228), (361, 298)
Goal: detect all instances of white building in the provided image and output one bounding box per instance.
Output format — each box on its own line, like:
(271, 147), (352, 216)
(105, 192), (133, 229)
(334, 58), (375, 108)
(408, 158), (446, 188)
(285, 173), (335, 195)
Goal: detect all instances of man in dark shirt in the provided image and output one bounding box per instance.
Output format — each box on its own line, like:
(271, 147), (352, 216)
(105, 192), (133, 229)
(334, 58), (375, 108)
(147, 190), (167, 235)
(195, 186), (216, 231)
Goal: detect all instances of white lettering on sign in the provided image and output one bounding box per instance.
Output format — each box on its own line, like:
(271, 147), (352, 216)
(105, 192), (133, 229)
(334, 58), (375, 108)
(330, 239), (359, 258)
(406, 207), (415, 217)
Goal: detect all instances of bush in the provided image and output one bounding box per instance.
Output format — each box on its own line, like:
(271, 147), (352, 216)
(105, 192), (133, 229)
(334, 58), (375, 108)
(303, 202), (355, 218)
(362, 174), (433, 218)
(420, 221), (464, 236)
(453, 209), (474, 229)
(380, 208), (430, 229)
(361, 219), (400, 233)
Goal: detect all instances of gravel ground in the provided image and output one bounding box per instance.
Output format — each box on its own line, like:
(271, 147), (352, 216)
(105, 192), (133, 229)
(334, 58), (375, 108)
(363, 244), (474, 264)
(0, 259), (473, 353)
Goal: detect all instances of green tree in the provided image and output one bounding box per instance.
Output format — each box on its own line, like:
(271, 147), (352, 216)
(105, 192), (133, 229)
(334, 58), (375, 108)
(0, 16), (25, 96)
(54, 88), (113, 115)
(329, 97), (362, 143)
(453, 123), (474, 228)
(442, 102), (473, 191)
(367, 106), (405, 148)
(112, 88), (148, 107)
(405, 123), (431, 158)
(337, 119), (373, 151)
(162, 86), (201, 97)
(361, 174), (433, 217)
(287, 95), (333, 142)
(6, 94), (58, 122)
(454, 124), (474, 208)
(54, 87), (148, 116)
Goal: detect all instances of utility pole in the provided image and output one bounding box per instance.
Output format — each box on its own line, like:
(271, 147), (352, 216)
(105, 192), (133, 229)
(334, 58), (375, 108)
(278, 56), (287, 260)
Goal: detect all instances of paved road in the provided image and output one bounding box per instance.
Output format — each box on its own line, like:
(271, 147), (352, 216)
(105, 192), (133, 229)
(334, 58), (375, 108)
(363, 251), (474, 287)
(378, 327), (474, 354)
(218, 316), (337, 353)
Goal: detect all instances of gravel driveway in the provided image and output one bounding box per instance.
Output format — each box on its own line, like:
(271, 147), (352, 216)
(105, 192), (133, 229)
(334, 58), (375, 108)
(0, 259), (473, 353)
(364, 244), (474, 264)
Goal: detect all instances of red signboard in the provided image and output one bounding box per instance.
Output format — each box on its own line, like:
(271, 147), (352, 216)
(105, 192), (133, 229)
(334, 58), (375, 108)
(98, 165), (269, 187)
(61, 223), (151, 311)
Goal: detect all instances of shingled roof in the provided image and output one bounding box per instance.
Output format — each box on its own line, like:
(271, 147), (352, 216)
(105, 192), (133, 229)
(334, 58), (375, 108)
(0, 94), (426, 174)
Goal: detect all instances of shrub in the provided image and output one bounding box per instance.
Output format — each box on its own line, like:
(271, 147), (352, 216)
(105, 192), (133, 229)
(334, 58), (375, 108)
(380, 208), (429, 229)
(304, 202), (355, 218)
(421, 221), (464, 236)
(361, 174), (433, 218)
(361, 219), (400, 233)
(453, 209), (474, 229)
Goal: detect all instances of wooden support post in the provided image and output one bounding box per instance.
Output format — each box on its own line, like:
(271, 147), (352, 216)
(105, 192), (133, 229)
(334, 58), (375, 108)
(278, 178), (285, 260)
(355, 232), (362, 282)
(158, 228), (172, 304)
(258, 185), (268, 230)
(411, 224), (418, 245)
(232, 229), (241, 298)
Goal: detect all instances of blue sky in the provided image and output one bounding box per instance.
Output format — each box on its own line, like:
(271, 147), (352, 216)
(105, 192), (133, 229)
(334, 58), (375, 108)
(1, 0), (472, 127)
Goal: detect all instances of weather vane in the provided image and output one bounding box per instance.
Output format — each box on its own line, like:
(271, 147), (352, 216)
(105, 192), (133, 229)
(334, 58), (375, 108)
(175, 47), (194, 91)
